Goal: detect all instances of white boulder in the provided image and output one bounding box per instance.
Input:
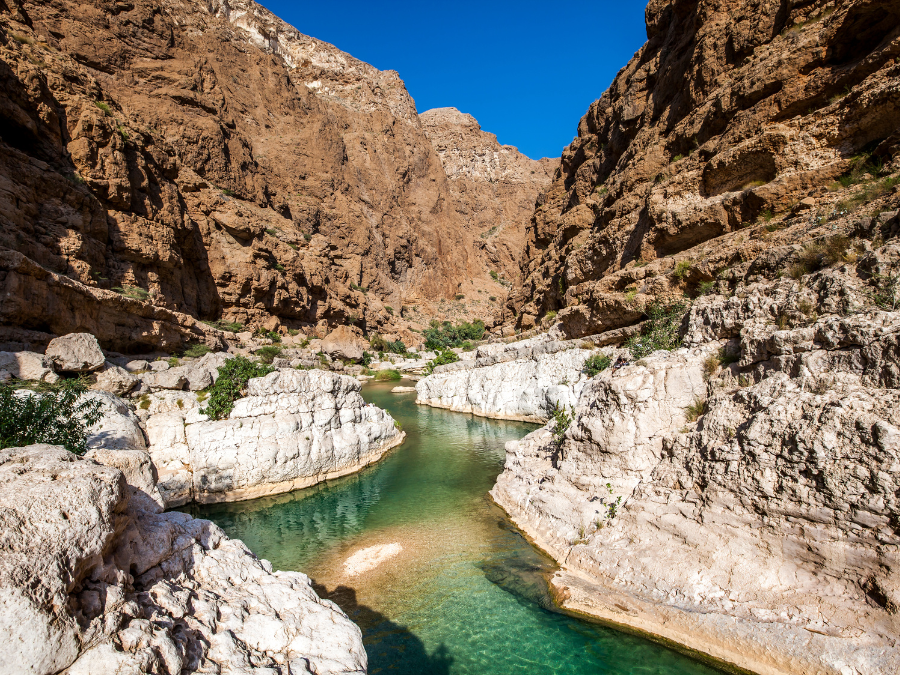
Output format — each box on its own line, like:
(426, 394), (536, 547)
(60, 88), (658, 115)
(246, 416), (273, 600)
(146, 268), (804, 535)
(45, 333), (105, 372)
(146, 369), (404, 505)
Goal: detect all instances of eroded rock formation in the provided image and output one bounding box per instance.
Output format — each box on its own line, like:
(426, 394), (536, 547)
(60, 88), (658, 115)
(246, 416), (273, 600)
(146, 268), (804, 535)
(145, 368), (404, 506)
(420, 107), (555, 288)
(0, 0), (539, 349)
(0, 444), (367, 675)
(508, 0), (900, 337)
(415, 335), (601, 422)
(491, 245), (900, 675)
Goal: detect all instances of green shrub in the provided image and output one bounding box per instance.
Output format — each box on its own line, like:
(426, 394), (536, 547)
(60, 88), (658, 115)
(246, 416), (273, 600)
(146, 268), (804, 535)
(254, 345), (283, 364)
(369, 334), (406, 355)
(203, 319), (245, 333)
(489, 270), (499, 281)
(550, 401), (573, 445)
(673, 260), (692, 280)
(361, 351), (373, 366)
(182, 344), (211, 358)
(274, 263), (285, 272)
(423, 349), (460, 375)
(697, 280), (716, 296)
(423, 319), (485, 351)
(166, 356), (180, 368)
(201, 356), (274, 420)
(625, 301), (688, 359)
(684, 396), (707, 422)
(374, 369), (401, 381)
(583, 354), (611, 377)
(112, 285), (150, 301)
(0, 379), (103, 455)
(545, 310), (558, 323)
(94, 100), (111, 116)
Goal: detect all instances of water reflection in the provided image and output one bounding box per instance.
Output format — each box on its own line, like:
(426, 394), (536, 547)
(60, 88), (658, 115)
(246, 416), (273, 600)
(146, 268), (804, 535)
(187, 381), (725, 675)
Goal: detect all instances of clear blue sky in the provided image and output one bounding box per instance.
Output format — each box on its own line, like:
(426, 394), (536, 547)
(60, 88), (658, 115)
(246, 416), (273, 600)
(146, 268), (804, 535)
(259, 1), (649, 159)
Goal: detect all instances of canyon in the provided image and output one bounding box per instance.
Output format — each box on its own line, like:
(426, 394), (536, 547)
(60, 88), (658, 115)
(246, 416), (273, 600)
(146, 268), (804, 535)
(0, 0), (551, 352)
(2, 0), (900, 673)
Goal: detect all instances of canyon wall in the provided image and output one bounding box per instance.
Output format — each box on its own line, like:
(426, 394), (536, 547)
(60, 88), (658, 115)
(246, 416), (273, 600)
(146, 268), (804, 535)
(507, 0), (900, 337)
(0, 0), (537, 350)
(420, 107), (555, 288)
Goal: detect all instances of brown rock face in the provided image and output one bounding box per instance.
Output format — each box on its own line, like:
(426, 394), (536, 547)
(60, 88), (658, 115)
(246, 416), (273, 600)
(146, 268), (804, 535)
(508, 0), (900, 335)
(420, 107), (555, 287)
(0, 0), (495, 349)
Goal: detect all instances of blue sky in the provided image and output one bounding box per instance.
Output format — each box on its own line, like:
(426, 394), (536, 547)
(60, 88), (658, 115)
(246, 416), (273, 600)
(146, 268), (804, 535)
(259, 1), (649, 159)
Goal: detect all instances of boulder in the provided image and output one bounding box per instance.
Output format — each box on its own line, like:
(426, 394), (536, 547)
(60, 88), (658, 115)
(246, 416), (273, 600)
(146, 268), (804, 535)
(321, 326), (368, 362)
(45, 333), (105, 372)
(84, 391), (147, 452)
(0, 351), (59, 383)
(91, 362), (137, 396)
(124, 359), (150, 372)
(149, 360), (170, 372)
(145, 369), (404, 506)
(0, 444), (367, 675)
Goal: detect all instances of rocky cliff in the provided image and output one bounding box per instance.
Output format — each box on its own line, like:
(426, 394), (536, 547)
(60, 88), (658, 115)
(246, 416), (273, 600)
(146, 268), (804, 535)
(0, 0), (536, 350)
(491, 234), (900, 674)
(420, 107), (555, 291)
(507, 0), (900, 337)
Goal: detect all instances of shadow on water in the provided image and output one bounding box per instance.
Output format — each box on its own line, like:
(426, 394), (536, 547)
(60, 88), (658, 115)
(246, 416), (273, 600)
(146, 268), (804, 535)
(313, 583), (454, 675)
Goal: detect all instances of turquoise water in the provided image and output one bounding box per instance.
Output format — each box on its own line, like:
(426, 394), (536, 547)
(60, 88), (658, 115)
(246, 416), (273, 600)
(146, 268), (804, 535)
(186, 381), (724, 675)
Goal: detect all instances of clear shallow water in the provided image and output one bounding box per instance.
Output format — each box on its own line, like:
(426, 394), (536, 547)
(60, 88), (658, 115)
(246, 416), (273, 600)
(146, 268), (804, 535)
(186, 380), (725, 675)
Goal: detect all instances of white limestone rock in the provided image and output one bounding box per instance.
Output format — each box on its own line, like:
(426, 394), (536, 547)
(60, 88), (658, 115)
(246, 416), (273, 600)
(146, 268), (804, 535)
(84, 391), (147, 453)
(491, 293), (900, 674)
(0, 445), (367, 675)
(45, 333), (105, 372)
(146, 368), (404, 506)
(91, 361), (138, 396)
(0, 350), (59, 383)
(415, 340), (600, 422)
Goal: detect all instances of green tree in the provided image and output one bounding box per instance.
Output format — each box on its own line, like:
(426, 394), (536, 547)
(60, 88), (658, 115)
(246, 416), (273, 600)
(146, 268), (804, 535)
(0, 379), (103, 455)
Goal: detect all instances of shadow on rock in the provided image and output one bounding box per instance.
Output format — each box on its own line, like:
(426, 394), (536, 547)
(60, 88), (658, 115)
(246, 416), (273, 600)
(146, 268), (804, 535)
(313, 583), (454, 675)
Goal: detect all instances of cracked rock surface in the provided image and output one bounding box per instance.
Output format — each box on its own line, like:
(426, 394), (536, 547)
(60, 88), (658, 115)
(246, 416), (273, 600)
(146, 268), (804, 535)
(491, 265), (900, 675)
(0, 444), (367, 675)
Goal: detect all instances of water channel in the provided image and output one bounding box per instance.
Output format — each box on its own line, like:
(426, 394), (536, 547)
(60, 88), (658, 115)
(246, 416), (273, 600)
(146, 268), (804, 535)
(186, 380), (724, 675)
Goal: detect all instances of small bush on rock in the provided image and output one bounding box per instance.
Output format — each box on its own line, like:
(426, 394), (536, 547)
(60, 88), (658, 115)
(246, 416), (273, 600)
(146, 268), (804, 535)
(423, 349), (460, 375)
(0, 378), (103, 455)
(583, 354), (611, 377)
(625, 301), (688, 360)
(182, 344), (211, 358)
(201, 356), (274, 420)
(550, 401), (574, 446)
(254, 345), (283, 364)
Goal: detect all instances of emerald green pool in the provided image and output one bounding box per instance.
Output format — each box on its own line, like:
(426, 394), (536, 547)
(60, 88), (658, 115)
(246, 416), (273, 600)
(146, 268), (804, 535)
(186, 380), (725, 675)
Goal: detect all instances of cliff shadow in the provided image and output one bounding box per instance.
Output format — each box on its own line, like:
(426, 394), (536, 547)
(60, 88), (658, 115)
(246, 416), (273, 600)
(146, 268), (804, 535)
(312, 582), (454, 675)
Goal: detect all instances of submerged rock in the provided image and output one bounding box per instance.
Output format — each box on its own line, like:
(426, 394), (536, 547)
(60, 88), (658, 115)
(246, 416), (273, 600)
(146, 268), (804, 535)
(0, 444), (367, 675)
(147, 369), (405, 506)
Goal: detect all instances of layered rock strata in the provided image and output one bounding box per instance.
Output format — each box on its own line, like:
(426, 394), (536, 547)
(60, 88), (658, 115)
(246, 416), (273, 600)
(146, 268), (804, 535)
(0, 0), (508, 346)
(0, 444), (367, 675)
(508, 0), (900, 337)
(415, 336), (604, 422)
(420, 107), (556, 287)
(491, 255), (900, 675)
(147, 369), (404, 506)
